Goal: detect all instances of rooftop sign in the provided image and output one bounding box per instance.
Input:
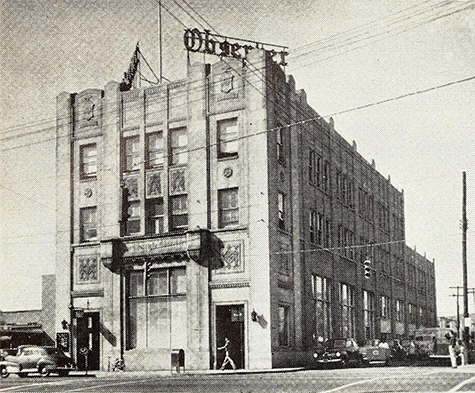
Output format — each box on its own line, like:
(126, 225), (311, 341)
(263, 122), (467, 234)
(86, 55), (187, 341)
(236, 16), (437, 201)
(184, 28), (288, 66)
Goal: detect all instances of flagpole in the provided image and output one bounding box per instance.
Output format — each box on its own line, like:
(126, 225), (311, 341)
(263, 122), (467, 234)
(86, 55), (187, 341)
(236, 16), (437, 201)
(159, 0), (163, 84)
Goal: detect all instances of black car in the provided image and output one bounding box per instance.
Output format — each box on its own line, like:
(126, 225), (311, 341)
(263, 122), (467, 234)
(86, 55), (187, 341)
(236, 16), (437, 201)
(314, 338), (364, 368)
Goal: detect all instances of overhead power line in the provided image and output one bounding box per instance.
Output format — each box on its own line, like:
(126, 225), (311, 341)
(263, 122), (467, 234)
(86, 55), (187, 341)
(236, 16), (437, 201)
(290, 0), (459, 60)
(2, 71), (474, 154)
(1, 0), (472, 137)
(289, 1), (475, 71)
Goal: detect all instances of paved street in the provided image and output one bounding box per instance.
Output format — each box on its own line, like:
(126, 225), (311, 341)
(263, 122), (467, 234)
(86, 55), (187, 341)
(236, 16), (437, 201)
(2, 366), (475, 393)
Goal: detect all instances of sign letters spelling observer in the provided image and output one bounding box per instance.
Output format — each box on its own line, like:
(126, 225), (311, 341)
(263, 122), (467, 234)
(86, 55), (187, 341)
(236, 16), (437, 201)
(184, 28), (288, 66)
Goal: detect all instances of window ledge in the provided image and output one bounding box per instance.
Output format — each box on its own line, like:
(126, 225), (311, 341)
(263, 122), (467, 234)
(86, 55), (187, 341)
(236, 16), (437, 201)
(79, 176), (97, 182)
(218, 154), (238, 161)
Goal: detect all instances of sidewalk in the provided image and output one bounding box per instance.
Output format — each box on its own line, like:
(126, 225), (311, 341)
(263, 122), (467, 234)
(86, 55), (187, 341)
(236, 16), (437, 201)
(69, 367), (305, 378)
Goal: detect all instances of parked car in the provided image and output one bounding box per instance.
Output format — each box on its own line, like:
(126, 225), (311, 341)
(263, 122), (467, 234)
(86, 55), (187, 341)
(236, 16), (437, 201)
(313, 338), (364, 368)
(359, 340), (392, 365)
(0, 345), (75, 378)
(389, 339), (408, 361)
(0, 349), (17, 361)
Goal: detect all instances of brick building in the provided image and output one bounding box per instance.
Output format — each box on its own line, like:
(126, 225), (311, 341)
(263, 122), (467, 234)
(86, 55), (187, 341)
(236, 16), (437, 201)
(55, 49), (436, 371)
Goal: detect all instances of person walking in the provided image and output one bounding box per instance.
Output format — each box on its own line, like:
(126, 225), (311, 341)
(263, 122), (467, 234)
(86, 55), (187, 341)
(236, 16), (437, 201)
(448, 331), (458, 368)
(458, 339), (467, 366)
(218, 337), (236, 370)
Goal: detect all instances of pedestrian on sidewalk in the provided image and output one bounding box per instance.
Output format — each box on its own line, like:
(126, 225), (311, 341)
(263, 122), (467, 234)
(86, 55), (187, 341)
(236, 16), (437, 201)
(458, 339), (467, 366)
(218, 338), (236, 370)
(448, 331), (458, 368)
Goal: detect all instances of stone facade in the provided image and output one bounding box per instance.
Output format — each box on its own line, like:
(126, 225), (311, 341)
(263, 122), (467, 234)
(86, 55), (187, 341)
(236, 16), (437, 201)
(55, 50), (436, 371)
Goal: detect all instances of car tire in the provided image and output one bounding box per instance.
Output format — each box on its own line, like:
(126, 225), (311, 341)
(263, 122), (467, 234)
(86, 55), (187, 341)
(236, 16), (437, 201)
(39, 366), (50, 377)
(0, 367), (10, 379)
(18, 372), (28, 378)
(58, 371), (69, 377)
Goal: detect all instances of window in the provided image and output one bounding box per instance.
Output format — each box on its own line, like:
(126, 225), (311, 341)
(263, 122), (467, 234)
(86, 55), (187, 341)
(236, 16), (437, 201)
(381, 295), (390, 319)
(309, 210), (317, 244)
(80, 144), (97, 179)
(308, 150), (315, 184)
(128, 267), (187, 350)
(278, 192), (285, 230)
(278, 305), (290, 346)
(126, 201), (141, 235)
(396, 300), (403, 322)
(348, 181), (354, 208)
(337, 225), (343, 254)
(217, 118), (238, 157)
(170, 128), (188, 165)
(146, 132), (164, 167)
(276, 125), (285, 163)
(170, 195), (188, 231)
(317, 213), (324, 246)
(336, 171), (341, 200)
(146, 198), (164, 235)
(316, 156), (322, 188)
(323, 161), (330, 192)
(124, 136), (140, 172)
(324, 219), (331, 248)
(342, 175), (348, 204)
(339, 283), (355, 337)
(363, 290), (375, 340)
(80, 207), (97, 242)
(312, 275), (332, 340)
(408, 304), (415, 324)
(278, 242), (291, 274)
(218, 188), (239, 228)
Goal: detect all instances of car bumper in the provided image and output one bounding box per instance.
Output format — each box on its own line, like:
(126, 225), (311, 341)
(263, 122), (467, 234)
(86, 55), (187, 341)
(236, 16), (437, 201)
(316, 358), (344, 363)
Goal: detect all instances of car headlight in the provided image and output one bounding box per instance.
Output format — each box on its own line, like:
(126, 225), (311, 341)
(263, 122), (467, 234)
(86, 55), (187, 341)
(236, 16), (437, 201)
(336, 352), (341, 357)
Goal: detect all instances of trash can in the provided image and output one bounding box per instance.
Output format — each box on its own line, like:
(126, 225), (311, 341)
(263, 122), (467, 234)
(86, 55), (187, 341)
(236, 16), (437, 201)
(171, 349), (185, 372)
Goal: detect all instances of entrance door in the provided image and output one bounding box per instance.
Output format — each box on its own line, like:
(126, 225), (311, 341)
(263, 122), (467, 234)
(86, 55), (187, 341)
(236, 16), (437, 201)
(76, 312), (100, 370)
(215, 305), (245, 369)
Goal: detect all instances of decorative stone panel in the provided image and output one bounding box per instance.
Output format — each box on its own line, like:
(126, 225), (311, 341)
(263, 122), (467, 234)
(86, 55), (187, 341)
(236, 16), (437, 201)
(124, 175), (139, 199)
(217, 68), (239, 101)
(169, 168), (186, 195)
(77, 90), (102, 128)
(146, 171), (162, 198)
(77, 256), (99, 283)
(216, 242), (244, 274)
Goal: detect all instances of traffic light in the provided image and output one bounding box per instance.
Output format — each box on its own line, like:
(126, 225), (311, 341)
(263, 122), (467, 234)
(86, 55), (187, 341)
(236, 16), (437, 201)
(363, 259), (371, 279)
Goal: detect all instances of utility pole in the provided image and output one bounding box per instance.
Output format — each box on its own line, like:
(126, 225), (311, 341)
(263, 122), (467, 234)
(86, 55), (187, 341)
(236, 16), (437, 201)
(158, 0), (163, 84)
(462, 172), (470, 353)
(449, 287), (462, 337)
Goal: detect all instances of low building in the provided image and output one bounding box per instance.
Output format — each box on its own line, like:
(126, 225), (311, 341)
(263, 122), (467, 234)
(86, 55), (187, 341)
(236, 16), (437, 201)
(0, 275), (55, 348)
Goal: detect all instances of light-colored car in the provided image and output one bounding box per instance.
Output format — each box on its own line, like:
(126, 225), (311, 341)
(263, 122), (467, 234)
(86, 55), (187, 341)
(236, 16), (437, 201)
(0, 345), (75, 378)
(360, 341), (392, 365)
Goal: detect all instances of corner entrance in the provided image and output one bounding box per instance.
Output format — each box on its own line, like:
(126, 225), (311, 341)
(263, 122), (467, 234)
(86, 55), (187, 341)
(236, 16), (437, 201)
(215, 304), (245, 369)
(76, 312), (100, 371)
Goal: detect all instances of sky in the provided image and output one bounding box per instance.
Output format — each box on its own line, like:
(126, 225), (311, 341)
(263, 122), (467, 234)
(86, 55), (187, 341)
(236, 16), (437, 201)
(1, 0), (474, 317)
